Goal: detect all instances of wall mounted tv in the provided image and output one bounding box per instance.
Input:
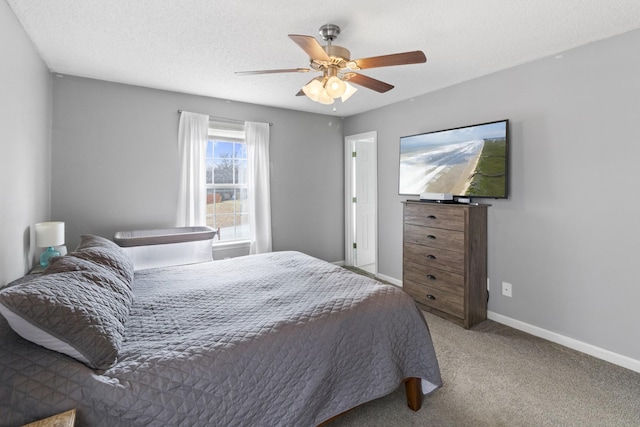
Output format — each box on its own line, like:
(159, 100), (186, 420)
(399, 119), (509, 199)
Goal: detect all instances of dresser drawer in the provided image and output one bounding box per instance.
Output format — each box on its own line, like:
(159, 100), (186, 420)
(404, 224), (464, 253)
(404, 279), (464, 319)
(404, 242), (464, 274)
(404, 261), (464, 297)
(404, 203), (465, 231)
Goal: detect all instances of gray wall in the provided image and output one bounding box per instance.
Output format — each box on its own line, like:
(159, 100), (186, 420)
(344, 29), (640, 362)
(51, 76), (345, 262)
(0, 2), (52, 285)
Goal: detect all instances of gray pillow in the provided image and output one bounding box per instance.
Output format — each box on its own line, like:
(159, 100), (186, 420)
(0, 270), (133, 370)
(45, 254), (107, 275)
(69, 234), (134, 285)
(76, 234), (124, 252)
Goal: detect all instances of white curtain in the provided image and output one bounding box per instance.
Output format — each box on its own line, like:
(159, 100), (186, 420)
(176, 111), (209, 227)
(246, 121), (272, 254)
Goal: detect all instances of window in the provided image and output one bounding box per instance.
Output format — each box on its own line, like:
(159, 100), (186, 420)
(206, 126), (249, 242)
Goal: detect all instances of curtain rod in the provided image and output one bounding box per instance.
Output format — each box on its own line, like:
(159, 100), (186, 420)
(177, 110), (272, 126)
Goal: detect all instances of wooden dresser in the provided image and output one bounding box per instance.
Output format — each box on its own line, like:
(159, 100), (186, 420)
(402, 201), (488, 328)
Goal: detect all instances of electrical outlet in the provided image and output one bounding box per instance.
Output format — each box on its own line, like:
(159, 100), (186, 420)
(502, 282), (512, 297)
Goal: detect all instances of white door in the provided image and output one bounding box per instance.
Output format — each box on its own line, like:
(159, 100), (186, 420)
(354, 138), (376, 267)
(344, 132), (377, 271)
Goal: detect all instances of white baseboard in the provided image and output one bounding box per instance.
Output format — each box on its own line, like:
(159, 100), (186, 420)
(488, 311), (640, 374)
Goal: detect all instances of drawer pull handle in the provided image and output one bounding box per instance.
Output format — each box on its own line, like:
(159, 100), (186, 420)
(426, 275), (436, 280)
(426, 255), (436, 260)
(426, 294), (436, 300)
(427, 215), (437, 220)
(427, 235), (436, 240)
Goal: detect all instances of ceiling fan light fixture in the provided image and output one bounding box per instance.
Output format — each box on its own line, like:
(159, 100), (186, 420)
(302, 78), (324, 102)
(340, 82), (358, 102)
(325, 75), (346, 98)
(317, 89), (335, 105)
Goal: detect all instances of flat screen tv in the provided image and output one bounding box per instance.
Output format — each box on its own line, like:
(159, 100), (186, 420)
(399, 119), (509, 199)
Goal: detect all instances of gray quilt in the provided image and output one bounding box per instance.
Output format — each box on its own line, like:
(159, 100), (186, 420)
(0, 251), (441, 426)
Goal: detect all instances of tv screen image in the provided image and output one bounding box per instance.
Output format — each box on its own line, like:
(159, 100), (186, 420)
(399, 119), (509, 198)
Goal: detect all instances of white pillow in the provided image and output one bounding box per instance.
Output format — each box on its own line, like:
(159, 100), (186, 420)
(0, 304), (91, 365)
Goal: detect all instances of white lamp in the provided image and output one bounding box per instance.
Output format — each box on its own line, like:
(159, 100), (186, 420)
(36, 222), (65, 267)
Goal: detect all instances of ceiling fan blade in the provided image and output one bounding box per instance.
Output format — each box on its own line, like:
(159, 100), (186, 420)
(235, 68), (310, 75)
(288, 34), (330, 61)
(351, 51), (426, 70)
(346, 74), (394, 93)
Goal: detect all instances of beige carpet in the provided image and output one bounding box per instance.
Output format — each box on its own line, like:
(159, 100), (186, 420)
(326, 311), (640, 426)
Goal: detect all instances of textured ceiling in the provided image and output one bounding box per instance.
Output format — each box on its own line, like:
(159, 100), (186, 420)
(7, 0), (640, 117)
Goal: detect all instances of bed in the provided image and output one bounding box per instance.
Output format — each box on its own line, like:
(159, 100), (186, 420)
(0, 235), (442, 426)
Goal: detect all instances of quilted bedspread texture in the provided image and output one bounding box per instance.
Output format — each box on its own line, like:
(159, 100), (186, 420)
(1, 251), (441, 426)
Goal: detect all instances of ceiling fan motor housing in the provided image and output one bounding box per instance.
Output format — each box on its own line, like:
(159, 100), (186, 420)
(316, 24), (350, 69)
(319, 23), (340, 41)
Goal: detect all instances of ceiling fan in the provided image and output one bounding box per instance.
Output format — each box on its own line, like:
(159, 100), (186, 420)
(235, 24), (427, 105)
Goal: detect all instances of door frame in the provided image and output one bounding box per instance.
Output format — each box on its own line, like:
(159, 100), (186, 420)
(344, 131), (378, 270)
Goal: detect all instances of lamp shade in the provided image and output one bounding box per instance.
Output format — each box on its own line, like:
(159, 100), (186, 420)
(302, 78), (324, 102)
(340, 82), (358, 102)
(317, 89), (335, 105)
(325, 76), (346, 98)
(35, 222), (65, 247)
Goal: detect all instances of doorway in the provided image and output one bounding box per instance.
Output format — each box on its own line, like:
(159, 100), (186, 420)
(345, 131), (377, 275)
